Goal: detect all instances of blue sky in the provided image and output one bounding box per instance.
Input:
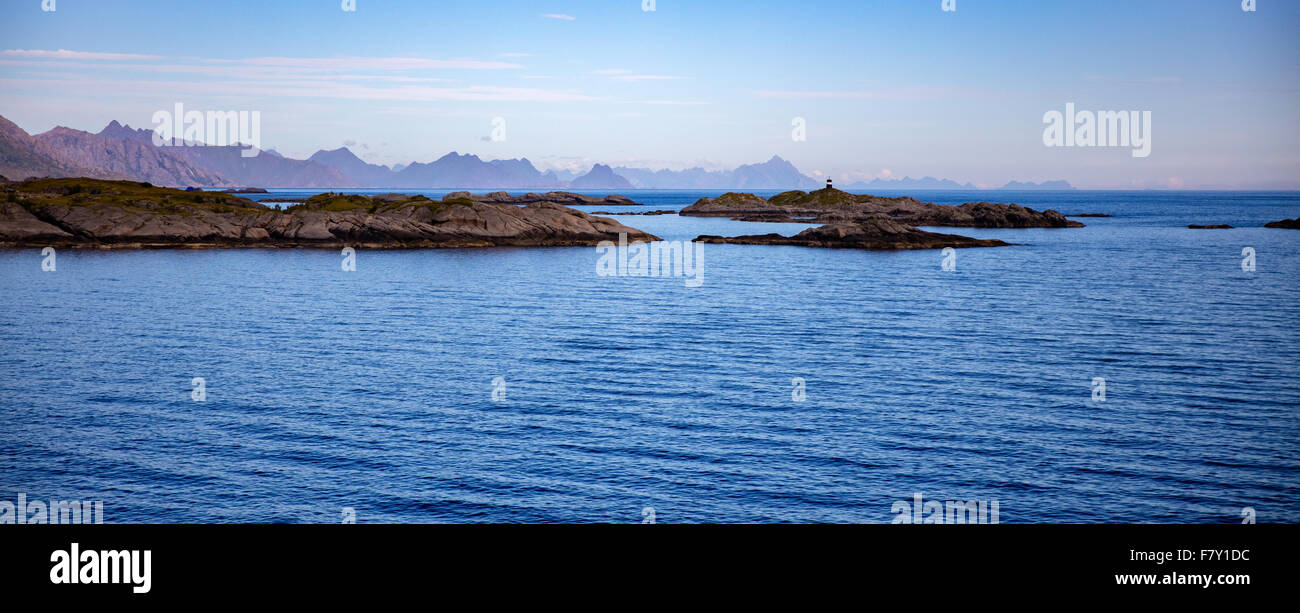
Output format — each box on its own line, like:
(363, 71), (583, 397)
(2, 0), (1297, 188)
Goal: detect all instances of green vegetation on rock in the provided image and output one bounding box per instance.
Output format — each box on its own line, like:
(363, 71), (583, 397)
(12, 178), (266, 215)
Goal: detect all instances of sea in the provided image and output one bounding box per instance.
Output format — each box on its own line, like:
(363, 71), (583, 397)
(1, 189), (1297, 523)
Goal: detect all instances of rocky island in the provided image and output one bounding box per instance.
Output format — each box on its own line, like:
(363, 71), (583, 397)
(1265, 218), (1300, 229)
(0, 179), (659, 248)
(681, 186), (1074, 251)
(680, 187), (1083, 228)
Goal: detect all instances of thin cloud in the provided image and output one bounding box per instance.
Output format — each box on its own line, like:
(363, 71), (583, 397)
(594, 69), (684, 82)
(212, 56), (522, 71)
(0, 52), (522, 73)
(1, 49), (161, 61)
(1084, 75), (1182, 85)
(754, 87), (953, 100)
(0, 76), (605, 103)
(628, 100), (711, 106)
(542, 14), (576, 21)
(0, 59), (456, 83)
(613, 75), (683, 82)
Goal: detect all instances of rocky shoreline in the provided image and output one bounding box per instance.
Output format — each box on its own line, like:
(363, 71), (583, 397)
(588, 209), (676, 216)
(0, 179), (659, 248)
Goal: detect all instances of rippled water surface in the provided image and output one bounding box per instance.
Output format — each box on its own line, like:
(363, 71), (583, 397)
(1, 189), (1297, 523)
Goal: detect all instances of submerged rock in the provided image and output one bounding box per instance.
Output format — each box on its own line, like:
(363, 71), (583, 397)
(589, 210), (675, 216)
(731, 214), (797, 222)
(693, 216), (1009, 250)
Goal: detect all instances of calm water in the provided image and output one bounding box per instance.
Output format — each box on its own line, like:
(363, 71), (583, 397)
(1, 190), (1297, 523)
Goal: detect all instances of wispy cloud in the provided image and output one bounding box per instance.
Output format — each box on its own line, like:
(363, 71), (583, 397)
(213, 56), (522, 71)
(542, 14), (576, 21)
(612, 75), (684, 82)
(627, 100), (710, 106)
(594, 69), (683, 82)
(0, 59), (458, 84)
(1, 49), (161, 61)
(1, 51), (523, 73)
(754, 87), (953, 100)
(499, 52), (532, 58)
(1084, 75), (1182, 85)
(0, 76), (605, 103)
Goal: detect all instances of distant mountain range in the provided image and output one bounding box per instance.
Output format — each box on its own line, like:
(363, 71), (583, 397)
(1000, 180), (1076, 190)
(0, 115), (1072, 191)
(844, 176), (977, 190)
(844, 177), (1075, 190)
(0, 115), (115, 181)
(615, 156), (823, 190)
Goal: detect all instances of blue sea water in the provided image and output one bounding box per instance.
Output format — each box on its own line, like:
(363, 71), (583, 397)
(1, 189), (1297, 524)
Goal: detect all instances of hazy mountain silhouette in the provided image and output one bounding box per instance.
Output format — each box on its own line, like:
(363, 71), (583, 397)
(844, 176), (977, 190)
(1002, 180), (1075, 190)
(570, 164), (634, 190)
(388, 152), (555, 188)
(308, 147), (395, 187)
(615, 156), (820, 189)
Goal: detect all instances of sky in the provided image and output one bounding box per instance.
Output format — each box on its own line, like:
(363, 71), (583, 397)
(1, 0), (1298, 188)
